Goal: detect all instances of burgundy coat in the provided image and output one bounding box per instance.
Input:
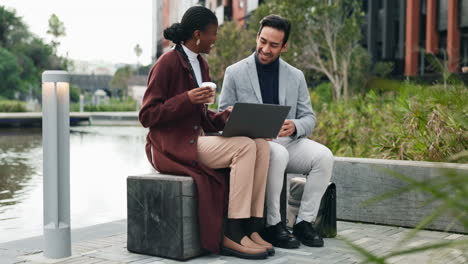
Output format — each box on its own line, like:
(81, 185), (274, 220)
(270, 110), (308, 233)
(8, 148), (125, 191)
(139, 48), (230, 253)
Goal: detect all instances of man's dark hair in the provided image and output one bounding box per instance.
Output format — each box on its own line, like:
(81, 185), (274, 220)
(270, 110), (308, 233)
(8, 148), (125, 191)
(258, 15), (291, 45)
(164, 6), (218, 44)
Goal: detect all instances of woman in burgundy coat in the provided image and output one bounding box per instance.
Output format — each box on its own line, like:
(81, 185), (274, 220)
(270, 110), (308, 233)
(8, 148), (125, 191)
(139, 6), (273, 260)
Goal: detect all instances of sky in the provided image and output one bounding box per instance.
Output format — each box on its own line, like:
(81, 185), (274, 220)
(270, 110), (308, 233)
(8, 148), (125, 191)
(2, 0), (153, 65)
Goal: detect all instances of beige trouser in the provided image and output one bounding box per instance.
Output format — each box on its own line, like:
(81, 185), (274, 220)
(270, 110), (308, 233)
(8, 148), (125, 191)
(197, 136), (270, 219)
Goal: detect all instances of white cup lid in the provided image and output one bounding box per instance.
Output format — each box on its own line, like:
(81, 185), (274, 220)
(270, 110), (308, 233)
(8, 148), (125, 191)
(201, 82), (217, 89)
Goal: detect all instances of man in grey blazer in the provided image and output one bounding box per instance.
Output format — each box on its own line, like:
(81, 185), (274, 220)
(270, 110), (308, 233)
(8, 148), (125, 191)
(219, 15), (334, 248)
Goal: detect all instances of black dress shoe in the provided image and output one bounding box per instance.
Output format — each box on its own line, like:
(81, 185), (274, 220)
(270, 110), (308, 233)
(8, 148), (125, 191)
(260, 222), (300, 249)
(293, 221), (324, 247)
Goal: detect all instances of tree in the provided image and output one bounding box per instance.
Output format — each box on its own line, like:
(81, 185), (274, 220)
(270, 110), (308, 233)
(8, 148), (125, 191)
(0, 47), (22, 98)
(110, 65), (134, 98)
(0, 6), (68, 100)
(252, 0), (364, 100)
(47, 13), (66, 50)
(134, 44), (142, 68)
(206, 21), (256, 86)
(0, 6), (28, 49)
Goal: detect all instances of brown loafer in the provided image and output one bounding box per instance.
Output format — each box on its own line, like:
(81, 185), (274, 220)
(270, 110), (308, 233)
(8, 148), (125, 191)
(222, 236), (268, 259)
(250, 232), (275, 256)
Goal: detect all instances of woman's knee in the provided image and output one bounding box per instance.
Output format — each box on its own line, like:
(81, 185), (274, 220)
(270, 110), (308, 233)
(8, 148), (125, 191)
(253, 139), (270, 156)
(233, 136), (256, 153)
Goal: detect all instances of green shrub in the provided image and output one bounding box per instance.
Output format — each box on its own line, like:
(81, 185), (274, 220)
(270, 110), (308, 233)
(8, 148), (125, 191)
(373, 61), (394, 78)
(312, 82), (467, 163)
(70, 98), (136, 112)
(0, 100), (27, 112)
(69, 85), (81, 103)
(365, 77), (402, 93)
(314, 82), (333, 104)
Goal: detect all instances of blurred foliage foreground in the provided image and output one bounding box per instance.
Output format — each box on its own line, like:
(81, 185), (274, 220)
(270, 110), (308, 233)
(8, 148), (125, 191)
(347, 167), (468, 264)
(311, 81), (467, 163)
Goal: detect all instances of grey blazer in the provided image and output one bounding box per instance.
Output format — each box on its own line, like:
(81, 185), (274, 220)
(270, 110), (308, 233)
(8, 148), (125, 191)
(218, 53), (316, 139)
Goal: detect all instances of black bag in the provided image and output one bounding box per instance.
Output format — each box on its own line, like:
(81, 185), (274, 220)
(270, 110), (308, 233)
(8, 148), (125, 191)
(313, 182), (337, 238)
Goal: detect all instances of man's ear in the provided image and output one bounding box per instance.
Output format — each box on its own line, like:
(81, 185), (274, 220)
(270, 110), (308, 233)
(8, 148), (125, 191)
(281, 42), (289, 53)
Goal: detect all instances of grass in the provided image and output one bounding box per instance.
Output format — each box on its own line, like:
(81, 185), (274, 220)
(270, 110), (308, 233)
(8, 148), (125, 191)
(0, 100), (27, 112)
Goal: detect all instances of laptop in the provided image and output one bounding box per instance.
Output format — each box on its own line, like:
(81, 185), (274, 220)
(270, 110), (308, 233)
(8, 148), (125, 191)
(221, 103), (291, 138)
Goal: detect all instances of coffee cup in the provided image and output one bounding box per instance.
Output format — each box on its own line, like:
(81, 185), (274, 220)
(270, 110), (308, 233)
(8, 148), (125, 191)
(201, 82), (217, 104)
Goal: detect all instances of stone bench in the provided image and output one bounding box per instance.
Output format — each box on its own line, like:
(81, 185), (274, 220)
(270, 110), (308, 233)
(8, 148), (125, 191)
(127, 174), (204, 260)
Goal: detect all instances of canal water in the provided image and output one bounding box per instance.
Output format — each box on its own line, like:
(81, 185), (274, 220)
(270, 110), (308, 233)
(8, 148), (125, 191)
(0, 126), (153, 243)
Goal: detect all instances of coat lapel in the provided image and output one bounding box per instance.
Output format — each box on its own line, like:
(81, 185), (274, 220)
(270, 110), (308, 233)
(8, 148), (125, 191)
(174, 46), (199, 89)
(198, 55), (211, 82)
(278, 59), (288, 105)
(246, 54), (263, 103)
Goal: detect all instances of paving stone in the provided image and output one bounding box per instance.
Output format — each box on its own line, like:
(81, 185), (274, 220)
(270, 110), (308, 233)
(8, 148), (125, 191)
(90, 260), (124, 264)
(7, 221), (468, 264)
(87, 251), (149, 263)
(55, 256), (103, 264)
(127, 257), (163, 264)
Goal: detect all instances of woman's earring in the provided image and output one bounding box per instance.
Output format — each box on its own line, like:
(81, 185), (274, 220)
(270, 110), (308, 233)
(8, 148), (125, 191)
(196, 39), (200, 46)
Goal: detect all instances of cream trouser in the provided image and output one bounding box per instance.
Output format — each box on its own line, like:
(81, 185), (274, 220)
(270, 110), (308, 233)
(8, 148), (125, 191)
(197, 136), (270, 219)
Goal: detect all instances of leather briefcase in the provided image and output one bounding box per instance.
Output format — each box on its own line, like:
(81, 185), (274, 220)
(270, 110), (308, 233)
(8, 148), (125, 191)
(288, 179), (337, 238)
(314, 182), (337, 238)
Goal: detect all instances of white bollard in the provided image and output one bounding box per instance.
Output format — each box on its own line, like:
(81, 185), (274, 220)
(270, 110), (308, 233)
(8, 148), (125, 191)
(79, 94), (84, 112)
(42, 71), (71, 259)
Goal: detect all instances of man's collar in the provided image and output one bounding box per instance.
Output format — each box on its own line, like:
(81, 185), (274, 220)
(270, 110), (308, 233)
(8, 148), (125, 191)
(254, 51), (280, 70)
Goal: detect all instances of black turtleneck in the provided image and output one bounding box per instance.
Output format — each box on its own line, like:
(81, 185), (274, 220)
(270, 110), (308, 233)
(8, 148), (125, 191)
(255, 52), (279, 105)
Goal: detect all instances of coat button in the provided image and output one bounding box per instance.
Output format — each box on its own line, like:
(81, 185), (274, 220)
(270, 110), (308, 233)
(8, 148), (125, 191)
(193, 125), (199, 130)
(189, 139), (195, 144)
(192, 160), (197, 166)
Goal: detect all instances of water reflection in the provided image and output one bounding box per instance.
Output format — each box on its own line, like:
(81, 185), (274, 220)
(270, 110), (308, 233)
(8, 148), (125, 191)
(0, 126), (153, 243)
(0, 128), (41, 213)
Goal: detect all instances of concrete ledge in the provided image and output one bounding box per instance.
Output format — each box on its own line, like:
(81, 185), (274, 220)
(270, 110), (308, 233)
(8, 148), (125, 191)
(0, 112), (139, 126)
(331, 157), (467, 234)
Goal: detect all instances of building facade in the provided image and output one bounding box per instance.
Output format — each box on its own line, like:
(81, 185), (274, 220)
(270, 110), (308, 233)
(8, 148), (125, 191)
(152, 0), (468, 76)
(364, 0), (468, 76)
(206, 0), (263, 26)
(151, 0), (201, 61)
(152, 0), (263, 60)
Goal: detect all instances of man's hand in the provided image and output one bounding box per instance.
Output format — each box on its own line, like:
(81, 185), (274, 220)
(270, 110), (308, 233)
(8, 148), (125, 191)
(187, 87), (214, 104)
(278, 120), (296, 137)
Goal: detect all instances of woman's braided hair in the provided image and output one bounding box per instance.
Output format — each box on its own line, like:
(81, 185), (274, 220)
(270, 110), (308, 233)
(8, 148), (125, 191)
(163, 6), (218, 44)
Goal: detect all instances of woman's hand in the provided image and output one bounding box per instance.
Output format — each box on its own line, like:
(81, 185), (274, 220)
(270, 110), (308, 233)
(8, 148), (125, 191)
(187, 87), (214, 104)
